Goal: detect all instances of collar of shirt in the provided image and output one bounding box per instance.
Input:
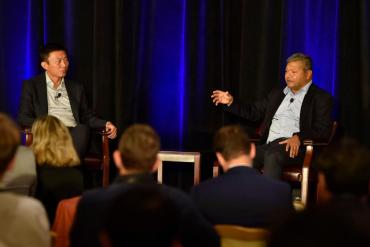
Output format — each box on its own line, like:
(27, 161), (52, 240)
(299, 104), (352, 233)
(227, 163), (252, 170)
(45, 72), (65, 90)
(283, 80), (312, 97)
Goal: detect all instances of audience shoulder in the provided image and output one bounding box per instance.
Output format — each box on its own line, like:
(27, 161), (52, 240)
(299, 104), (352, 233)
(16, 195), (50, 227)
(162, 184), (205, 212)
(1, 193), (50, 246)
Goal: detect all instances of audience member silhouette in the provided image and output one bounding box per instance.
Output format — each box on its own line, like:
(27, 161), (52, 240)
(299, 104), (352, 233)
(315, 137), (370, 205)
(191, 125), (293, 227)
(32, 115), (84, 223)
(70, 124), (220, 247)
(0, 113), (50, 247)
(100, 185), (182, 247)
(268, 203), (370, 247)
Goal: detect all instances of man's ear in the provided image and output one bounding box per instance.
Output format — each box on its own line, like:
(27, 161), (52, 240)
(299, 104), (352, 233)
(41, 61), (48, 70)
(249, 143), (256, 159)
(216, 152), (227, 171)
(151, 155), (161, 172)
(306, 69), (313, 80)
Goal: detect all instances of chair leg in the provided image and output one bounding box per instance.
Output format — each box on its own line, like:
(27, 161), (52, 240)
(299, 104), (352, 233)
(101, 134), (110, 187)
(300, 145), (314, 207)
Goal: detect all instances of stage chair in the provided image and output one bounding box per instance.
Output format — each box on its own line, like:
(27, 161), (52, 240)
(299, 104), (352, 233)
(215, 224), (269, 247)
(21, 128), (111, 187)
(281, 121), (338, 206)
(83, 129), (110, 187)
(157, 151), (201, 185)
(213, 122), (338, 208)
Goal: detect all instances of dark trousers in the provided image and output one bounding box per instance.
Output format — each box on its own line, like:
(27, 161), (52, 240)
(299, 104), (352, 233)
(253, 138), (304, 179)
(69, 124), (90, 160)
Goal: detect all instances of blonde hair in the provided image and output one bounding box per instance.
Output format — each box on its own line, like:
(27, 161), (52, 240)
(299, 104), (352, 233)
(31, 115), (80, 167)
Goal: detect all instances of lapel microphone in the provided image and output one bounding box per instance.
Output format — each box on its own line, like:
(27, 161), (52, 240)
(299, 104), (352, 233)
(55, 93), (62, 99)
(290, 98), (294, 103)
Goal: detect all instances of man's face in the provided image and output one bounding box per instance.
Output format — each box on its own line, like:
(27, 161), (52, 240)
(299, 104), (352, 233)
(285, 60), (312, 93)
(42, 50), (69, 79)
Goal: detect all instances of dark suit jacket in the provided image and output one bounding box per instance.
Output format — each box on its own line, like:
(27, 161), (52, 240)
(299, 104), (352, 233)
(191, 166), (293, 227)
(70, 173), (220, 247)
(18, 73), (106, 128)
(224, 84), (333, 143)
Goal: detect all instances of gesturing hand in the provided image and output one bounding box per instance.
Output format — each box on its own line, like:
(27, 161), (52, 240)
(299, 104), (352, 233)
(279, 135), (300, 158)
(211, 90), (233, 106)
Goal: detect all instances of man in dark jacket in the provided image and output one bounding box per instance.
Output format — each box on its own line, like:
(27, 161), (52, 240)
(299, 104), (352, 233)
(191, 125), (293, 227)
(211, 53), (333, 179)
(17, 43), (117, 158)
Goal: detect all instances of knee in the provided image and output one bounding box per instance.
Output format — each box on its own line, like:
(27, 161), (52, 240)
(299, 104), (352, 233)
(76, 124), (90, 133)
(264, 149), (285, 165)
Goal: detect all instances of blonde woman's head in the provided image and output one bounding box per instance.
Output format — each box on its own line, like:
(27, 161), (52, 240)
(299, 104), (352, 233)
(31, 115), (80, 167)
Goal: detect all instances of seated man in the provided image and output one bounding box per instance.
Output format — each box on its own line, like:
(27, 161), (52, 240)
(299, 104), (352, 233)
(0, 113), (50, 247)
(191, 125), (293, 227)
(17, 43), (117, 158)
(211, 53), (333, 179)
(70, 124), (220, 247)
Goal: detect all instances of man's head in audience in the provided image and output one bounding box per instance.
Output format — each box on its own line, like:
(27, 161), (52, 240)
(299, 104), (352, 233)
(100, 185), (182, 247)
(0, 113), (20, 178)
(113, 124), (160, 175)
(268, 203), (370, 247)
(316, 137), (370, 203)
(214, 125), (255, 172)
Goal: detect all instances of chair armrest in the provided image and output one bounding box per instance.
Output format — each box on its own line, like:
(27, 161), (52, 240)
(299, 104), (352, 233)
(303, 139), (330, 146)
(21, 128), (33, 146)
(92, 128), (109, 159)
(90, 128), (110, 187)
(249, 138), (261, 143)
(301, 138), (330, 169)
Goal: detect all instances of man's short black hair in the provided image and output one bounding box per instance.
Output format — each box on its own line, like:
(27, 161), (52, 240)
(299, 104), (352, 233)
(39, 43), (67, 62)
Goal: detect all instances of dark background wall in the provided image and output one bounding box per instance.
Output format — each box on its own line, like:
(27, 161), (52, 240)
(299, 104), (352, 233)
(0, 0), (369, 150)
